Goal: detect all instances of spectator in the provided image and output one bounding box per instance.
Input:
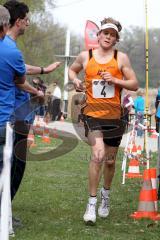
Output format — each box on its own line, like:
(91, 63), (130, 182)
(3, 1), (61, 230)
(45, 91), (52, 120)
(32, 77), (47, 117)
(134, 89), (145, 137)
(0, 5), (11, 172)
(0, 3), (44, 234)
(122, 90), (134, 128)
(52, 81), (62, 121)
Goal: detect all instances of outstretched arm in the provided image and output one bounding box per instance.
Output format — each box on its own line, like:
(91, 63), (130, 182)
(26, 62), (61, 75)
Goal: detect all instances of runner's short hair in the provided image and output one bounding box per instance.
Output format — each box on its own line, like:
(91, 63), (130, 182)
(99, 17), (122, 41)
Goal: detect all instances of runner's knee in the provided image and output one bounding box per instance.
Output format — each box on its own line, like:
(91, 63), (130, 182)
(104, 155), (116, 166)
(91, 149), (105, 163)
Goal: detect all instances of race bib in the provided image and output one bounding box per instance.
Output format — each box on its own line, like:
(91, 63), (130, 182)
(92, 79), (115, 98)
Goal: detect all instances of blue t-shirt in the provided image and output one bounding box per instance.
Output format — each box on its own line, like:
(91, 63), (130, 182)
(0, 35), (26, 126)
(134, 96), (145, 113)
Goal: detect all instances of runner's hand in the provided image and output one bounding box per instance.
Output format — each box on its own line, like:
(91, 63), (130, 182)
(100, 71), (115, 85)
(44, 62), (61, 73)
(73, 78), (85, 92)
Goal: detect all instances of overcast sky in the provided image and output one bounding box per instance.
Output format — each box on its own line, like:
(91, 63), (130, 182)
(48, 0), (160, 35)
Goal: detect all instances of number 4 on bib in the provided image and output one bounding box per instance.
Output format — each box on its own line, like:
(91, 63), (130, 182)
(92, 79), (115, 99)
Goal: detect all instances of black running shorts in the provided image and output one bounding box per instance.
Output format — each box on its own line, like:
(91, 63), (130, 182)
(83, 115), (126, 147)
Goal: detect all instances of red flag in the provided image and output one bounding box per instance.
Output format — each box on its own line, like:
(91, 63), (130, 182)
(85, 20), (99, 50)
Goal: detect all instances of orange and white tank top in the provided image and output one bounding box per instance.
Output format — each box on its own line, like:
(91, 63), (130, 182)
(83, 49), (123, 119)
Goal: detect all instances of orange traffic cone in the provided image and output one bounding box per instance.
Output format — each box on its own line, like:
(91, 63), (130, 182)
(42, 126), (51, 144)
(130, 169), (160, 220)
(150, 168), (158, 211)
(125, 158), (142, 178)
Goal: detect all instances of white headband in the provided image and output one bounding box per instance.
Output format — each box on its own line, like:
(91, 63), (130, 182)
(100, 23), (119, 33)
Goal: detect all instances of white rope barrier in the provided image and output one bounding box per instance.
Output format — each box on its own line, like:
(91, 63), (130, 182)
(0, 122), (14, 239)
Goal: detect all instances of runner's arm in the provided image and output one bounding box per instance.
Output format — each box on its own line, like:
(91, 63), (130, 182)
(68, 52), (85, 90)
(25, 62), (61, 75)
(114, 53), (138, 91)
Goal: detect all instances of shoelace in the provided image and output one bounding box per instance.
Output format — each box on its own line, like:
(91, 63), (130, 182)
(101, 193), (109, 209)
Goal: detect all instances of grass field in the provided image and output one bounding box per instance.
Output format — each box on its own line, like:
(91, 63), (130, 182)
(12, 136), (160, 240)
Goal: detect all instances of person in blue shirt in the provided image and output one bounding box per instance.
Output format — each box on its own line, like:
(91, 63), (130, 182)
(3, 0), (61, 208)
(134, 89), (145, 137)
(0, 4), (45, 234)
(0, 1), (44, 172)
(0, 3), (60, 232)
(0, 6), (12, 173)
(0, 5), (28, 175)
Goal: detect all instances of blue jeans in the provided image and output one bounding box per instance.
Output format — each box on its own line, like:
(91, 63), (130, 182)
(0, 125), (6, 175)
(136, 112), (144, 137)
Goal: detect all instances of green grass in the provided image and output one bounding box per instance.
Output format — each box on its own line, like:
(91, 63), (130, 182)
(12, 137), (160, 240)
